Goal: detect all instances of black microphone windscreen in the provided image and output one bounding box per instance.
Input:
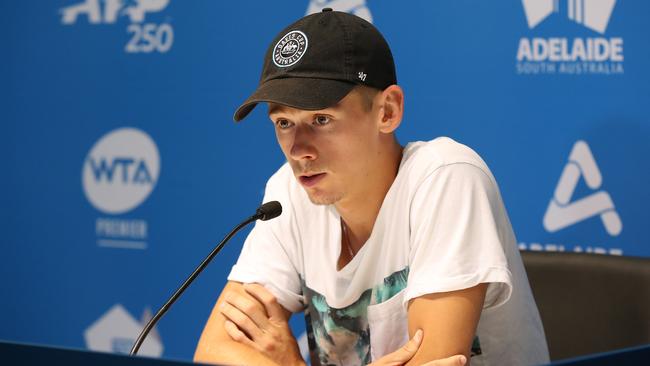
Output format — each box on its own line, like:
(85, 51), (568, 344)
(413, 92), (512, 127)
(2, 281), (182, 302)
(256, 201), (282, 221)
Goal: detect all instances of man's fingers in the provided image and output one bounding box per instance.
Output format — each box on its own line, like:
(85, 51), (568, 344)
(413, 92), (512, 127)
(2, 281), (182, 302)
(223, 319), (256, 348)
(223, 290), (271, 331)
(423, 354), (467, 366)
(223, 319), (269, 354)
(402, 329), (424, 354)
(243, 283), (286, 320)
(219, 301), (264, 340)
(380, 329), (423, 364)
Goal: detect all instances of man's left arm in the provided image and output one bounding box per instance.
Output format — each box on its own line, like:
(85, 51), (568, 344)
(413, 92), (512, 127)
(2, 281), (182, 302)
(405, 283), (488, 366)
(405, 163), (513, 365)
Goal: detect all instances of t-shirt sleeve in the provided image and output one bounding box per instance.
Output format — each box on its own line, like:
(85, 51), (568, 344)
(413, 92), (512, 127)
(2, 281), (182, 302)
(227, 168), (304, 313)
(404, 162), (513, 310)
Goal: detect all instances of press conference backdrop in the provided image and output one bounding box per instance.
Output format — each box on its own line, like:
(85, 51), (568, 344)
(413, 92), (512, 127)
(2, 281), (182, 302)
(1, 0), (648, 361)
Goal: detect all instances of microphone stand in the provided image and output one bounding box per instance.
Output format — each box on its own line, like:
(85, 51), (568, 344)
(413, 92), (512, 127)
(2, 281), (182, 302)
(130, 202), (281, 356)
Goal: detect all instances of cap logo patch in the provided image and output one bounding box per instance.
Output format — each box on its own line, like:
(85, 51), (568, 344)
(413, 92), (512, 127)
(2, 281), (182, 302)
(273, 30), (308, 68)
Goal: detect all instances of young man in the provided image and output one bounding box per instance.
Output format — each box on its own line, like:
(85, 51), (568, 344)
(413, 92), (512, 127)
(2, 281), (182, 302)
(195, 9), (549, 366)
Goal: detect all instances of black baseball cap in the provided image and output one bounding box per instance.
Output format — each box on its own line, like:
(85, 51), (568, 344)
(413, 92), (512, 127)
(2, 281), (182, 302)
(233, 8), (397, 122)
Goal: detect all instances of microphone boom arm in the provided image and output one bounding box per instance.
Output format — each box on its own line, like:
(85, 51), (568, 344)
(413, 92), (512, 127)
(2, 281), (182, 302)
(129, 201), (281, 356)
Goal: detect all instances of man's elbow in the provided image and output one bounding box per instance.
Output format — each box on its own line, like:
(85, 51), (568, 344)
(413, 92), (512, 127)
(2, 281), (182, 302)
(193, 337), (232, 364)
(193, 341), (216, 364)
(194, 337), (274, 365)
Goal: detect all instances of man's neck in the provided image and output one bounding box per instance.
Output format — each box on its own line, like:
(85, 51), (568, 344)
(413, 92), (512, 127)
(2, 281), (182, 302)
(335, 141), (403, 252)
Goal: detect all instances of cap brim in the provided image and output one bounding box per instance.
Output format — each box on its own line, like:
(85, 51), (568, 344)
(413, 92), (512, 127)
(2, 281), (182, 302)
(233, 78), (356, 122)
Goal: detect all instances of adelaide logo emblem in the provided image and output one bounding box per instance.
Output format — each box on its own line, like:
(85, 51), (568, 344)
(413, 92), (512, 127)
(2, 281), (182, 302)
(273, 31), (308, 67)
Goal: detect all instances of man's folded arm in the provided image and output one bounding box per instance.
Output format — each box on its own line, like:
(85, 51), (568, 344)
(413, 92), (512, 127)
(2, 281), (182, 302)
(405, 283), (488, 366)
(194, 281), (287, 366)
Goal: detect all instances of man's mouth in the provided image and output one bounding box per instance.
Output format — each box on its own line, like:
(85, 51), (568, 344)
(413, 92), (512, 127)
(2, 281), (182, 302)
(299, 173), (326, 187)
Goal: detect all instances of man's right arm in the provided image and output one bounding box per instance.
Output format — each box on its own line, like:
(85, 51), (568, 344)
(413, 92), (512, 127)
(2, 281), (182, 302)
(193, 281), (280, 365)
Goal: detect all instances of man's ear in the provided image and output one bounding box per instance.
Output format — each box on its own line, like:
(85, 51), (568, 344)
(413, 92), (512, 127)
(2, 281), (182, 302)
(377, 85), (404, 134)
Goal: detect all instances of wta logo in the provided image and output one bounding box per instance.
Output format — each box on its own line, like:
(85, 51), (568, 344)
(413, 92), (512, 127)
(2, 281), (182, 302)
(543, 141), (622, 236)
(82, 127), (160, 215)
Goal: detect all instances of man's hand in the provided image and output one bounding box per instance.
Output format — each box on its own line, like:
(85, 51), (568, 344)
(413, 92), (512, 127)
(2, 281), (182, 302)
(219, 283), (305, 366)
(369, 330), (467, 366)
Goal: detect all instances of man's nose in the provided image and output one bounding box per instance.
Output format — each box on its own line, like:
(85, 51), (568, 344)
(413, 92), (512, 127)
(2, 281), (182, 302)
(289, 124), (317, 161)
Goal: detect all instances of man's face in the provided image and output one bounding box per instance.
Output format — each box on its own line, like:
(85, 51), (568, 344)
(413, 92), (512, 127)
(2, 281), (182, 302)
(268, 89), (383, 206)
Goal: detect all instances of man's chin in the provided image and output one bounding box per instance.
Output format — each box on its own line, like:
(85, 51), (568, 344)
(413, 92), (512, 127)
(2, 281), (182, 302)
(305, 190), (342, 206)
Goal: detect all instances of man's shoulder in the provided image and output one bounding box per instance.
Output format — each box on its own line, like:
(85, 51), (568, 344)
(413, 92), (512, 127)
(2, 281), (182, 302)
(402, 137), (493, 180)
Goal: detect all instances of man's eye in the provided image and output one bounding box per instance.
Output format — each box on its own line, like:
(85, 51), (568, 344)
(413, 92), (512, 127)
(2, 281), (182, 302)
(314, 115), (330, 125)
(276, 119), (291, 129)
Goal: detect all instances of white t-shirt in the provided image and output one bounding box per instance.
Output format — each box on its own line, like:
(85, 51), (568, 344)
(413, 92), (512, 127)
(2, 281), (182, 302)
(229, 137), (549, 366)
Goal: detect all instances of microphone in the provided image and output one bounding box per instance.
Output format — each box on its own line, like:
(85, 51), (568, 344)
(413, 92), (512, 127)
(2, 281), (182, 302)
(256, 200), (282, 221)
(129, 201), (283, 356)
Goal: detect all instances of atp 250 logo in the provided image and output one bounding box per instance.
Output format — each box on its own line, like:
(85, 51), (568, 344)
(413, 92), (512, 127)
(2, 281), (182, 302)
(60, 0), (173, 53)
